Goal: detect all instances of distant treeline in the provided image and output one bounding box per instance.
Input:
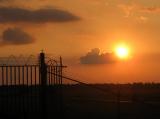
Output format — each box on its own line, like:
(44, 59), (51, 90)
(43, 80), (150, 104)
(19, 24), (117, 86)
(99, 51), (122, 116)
(64, 82), (160, 88)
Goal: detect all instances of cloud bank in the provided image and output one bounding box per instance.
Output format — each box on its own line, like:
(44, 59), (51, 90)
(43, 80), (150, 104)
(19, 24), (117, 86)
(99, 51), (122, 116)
(0, 7), (80, 23)
(80, 48), (117, 64)
(1, 28), (34, 45)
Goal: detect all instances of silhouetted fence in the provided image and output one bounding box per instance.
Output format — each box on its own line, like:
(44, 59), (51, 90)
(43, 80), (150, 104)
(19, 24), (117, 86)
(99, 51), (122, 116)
(0, 52), (66, 119)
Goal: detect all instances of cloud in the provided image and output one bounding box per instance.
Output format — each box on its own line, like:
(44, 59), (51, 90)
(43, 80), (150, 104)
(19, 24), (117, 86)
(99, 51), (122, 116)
(118, 4), (160, 22)
(0, 28), (34, 45)
(118, 4), (160, 17)
(0, 7), (80, 23)
(139, 16), (148, 21)
(80, 48), (117, 64)
(118, 4), (136, 17)
(141, 7), (160, 14)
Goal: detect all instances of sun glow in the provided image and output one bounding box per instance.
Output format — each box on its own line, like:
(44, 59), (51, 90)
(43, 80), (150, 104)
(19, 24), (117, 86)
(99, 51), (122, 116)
(115, 45), (129, 59)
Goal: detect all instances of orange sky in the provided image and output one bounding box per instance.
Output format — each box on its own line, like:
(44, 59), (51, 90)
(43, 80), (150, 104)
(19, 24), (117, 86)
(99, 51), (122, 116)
(0, 0), (160, 83)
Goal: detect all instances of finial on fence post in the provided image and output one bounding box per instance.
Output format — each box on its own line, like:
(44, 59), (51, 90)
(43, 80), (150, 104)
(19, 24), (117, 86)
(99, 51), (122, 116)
(40, 51), (45, 67)
(41, 49), (44, 53)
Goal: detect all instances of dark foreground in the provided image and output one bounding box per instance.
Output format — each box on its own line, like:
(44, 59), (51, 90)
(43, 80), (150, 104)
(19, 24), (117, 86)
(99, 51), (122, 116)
(63, 84), (160, 119)
(0, 84), (160, 119)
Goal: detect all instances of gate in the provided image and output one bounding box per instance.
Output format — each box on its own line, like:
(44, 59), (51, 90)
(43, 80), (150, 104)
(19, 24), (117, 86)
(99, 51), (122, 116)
(0, 52), (66, 119)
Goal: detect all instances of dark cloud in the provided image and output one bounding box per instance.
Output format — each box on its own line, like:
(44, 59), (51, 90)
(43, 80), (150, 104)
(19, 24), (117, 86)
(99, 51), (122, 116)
(1, 28), (34, 45)
(0, 7), (80, 23)
(80, 48), (117, 64)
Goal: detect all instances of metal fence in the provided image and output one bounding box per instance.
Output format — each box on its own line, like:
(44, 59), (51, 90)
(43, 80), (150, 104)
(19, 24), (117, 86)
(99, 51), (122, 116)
(0, 52), (66, 119)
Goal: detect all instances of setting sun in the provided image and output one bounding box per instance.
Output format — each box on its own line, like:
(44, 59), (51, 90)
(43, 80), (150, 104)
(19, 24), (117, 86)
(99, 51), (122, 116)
(115, 45), (129, 59)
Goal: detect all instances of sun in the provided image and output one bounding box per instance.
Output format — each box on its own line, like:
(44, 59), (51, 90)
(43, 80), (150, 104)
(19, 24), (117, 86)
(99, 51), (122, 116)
(115, 45), (129, 59)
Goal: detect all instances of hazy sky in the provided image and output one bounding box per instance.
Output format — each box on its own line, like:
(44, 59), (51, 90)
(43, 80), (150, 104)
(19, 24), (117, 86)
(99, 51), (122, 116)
(0, 0), (160, 55)
(0, 0), (160, 83)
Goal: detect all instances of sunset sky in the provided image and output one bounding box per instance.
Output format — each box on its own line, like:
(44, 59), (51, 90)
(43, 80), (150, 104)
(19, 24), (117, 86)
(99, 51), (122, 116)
(0, 0), (160, 83)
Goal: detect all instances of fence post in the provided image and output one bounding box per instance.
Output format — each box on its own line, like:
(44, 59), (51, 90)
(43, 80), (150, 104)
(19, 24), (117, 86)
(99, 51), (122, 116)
(39, 51), (47, 119)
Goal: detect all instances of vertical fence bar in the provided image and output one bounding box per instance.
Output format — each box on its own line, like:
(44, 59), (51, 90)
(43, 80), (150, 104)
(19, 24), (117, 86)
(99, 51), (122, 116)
(10, 66), (12, 86)
(22, 66), (24, 86)
(38, 65), (40, 113)
(35, 65), (38, 113)
(26, 66), (28, 86)
(58, 66), (60, 85)
(55, 66), (57, 85)
(26, 66), (29, 114)
(34, 66), (37, 113)
(48, 66), (51, 85)
(5, 66), (8, 113)
(30, 66), (33, 113)
(60, 57), (63, 85)
(2, 66), (4, 86)
(57, 66), (58, 85)
(59, 69), (61, 85)
(31, 66), (32, 86)
(35, 66), (37, 86)
(14, 66), (16, 86)
(10, 66), (13, 113)
(1, 66), (4, 112)
(53, 66), (56, 85)
(14, 66), (17, 113)
(39, 66), (41, 85)
(18, 66), (20, 113)
(6, 66), (8, 85)
(51, 66), (53, 85)
(18, 66), (20, 85)
(17, 66), (19, 112)
(22, 66), (25, 118)
(0, 67), (1, 112)
(50, 66), (52, 85)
